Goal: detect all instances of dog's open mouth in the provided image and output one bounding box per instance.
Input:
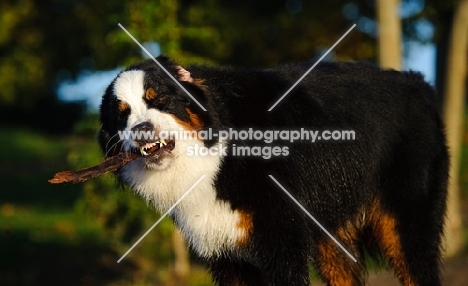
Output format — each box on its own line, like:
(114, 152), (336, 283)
(135, 138), (176, 157)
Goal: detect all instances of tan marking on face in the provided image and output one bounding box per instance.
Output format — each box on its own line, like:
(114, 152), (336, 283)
(118, 101), (129, 113)
(174, 107), (204, 132)
(145, 88), (157, 101)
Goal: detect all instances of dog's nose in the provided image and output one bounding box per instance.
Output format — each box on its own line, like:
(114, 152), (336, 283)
(131, 121), (154, 132)
(131, 122), (156, 144)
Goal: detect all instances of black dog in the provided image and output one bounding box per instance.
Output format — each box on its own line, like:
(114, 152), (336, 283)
(99, 56), (448, 286)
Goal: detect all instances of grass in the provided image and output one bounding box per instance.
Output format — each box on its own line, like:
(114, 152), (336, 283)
(0, 206), (103, 244)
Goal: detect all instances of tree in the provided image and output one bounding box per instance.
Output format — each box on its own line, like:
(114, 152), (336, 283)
(0, 0), (183, 131)
(376, 0), (402, 70)
(178, 0), (377, 66)
(171, 229), (190, 285)
(374, 0), (465, 257)
(442, 0), (468, 257)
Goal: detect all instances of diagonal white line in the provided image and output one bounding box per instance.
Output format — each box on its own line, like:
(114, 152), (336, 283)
(268, 175), (357, 262)
(268, 24), (356, 111)
(117, 175), (206, 263)
(118, 23), (207, 111)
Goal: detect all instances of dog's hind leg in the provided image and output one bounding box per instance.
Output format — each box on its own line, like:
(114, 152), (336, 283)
(313, 226), (366, 286)
(368, 201), (416, 285)
(368, 199), (443, 286)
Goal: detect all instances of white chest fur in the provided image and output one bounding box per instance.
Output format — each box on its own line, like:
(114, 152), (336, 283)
(120, 144), (247, 258)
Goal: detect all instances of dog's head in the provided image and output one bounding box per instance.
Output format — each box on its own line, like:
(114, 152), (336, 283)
(98, 56), (218, 173)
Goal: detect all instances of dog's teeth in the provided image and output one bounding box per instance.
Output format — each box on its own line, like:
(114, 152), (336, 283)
(143, 142), (156, 151)
(137, 141), (165, 156)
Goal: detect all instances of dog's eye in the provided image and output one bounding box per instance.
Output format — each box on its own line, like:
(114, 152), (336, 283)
(144, 88), (169, 108)
(153, 97), (169, 108)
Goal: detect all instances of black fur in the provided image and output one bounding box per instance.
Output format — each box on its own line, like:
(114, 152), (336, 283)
(99, 57), (448, 286)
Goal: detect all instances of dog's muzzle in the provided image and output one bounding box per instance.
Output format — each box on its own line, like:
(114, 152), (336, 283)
(131, 121), (175, 156)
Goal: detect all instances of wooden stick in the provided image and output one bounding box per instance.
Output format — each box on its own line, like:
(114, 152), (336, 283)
(48, 152), (140, 184)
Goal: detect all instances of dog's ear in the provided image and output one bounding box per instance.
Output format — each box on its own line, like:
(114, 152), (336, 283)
(156, 55), (193, 83)
(176, 66), (193, 83)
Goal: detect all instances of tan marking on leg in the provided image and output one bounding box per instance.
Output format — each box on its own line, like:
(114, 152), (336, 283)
(316, 215), (367, 286)
(369, 201), (416, 286)
(317, 238), (356, 286)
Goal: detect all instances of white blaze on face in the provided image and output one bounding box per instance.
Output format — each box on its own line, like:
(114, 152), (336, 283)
(113, 69), (250, 257)
(113, 70), (182, 156)
(113, 70), (146, 116)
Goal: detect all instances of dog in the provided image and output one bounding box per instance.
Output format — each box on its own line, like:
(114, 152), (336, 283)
(98, 56), (448, 286)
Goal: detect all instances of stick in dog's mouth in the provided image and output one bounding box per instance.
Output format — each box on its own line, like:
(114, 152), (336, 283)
(48, 139), (176, 185)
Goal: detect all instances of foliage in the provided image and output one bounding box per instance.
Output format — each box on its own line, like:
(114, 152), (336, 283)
(1, 0), (455, 127)
(0, 0), (182, 132)
(177, 0), (376, 66)
(0, 0), (373, 122)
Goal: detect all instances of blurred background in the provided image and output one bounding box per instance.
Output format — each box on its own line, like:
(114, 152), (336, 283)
(1, 0), (467, 285)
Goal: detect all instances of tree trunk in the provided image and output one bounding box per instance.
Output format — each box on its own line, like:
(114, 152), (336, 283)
(376, 0), (402, 70)
(171, 228), (190, 285)
(435, 9), (454, 108)
(442, 0), (468, 258)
